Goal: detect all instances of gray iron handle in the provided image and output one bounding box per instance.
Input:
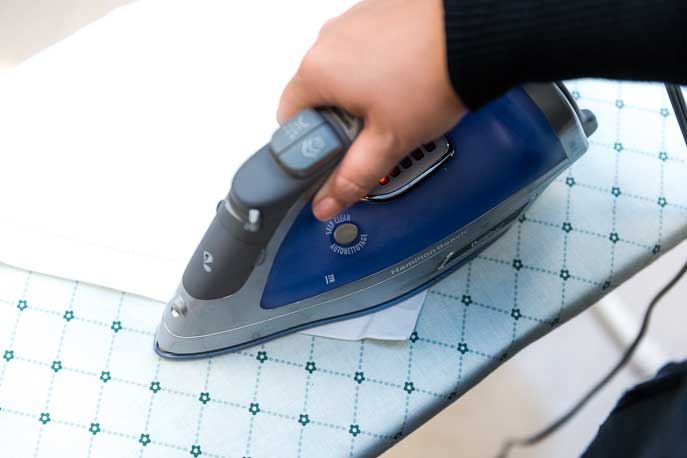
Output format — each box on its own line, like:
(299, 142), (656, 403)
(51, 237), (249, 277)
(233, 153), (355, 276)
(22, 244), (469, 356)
(180, 108), (362, 301)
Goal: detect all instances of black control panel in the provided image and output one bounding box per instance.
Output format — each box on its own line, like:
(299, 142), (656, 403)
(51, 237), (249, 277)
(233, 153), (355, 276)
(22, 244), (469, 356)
(366, 137), (453, 201)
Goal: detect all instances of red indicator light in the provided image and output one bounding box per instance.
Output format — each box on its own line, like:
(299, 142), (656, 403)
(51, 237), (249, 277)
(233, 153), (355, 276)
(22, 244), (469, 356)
(378, 177), (389, 186)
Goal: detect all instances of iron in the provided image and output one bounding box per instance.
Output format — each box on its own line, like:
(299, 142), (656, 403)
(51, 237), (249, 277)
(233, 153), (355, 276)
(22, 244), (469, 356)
(155, 82), (597, 359)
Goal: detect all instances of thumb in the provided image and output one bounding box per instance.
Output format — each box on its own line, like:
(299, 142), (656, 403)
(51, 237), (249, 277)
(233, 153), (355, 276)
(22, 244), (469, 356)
(312, 127), (398, 221)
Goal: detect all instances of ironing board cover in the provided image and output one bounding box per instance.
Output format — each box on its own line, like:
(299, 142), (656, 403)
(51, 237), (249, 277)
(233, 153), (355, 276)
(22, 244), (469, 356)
(1, 80), (686, 458)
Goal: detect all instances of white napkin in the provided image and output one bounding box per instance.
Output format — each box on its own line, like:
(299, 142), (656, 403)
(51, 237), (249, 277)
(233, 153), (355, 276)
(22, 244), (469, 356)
(0, 0), (424, 340)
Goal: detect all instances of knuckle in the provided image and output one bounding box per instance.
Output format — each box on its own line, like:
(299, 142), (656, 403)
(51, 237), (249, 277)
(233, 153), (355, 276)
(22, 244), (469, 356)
(298, 46), (325, 79)
(370, 128), (403, 160)
(318, 17), (337, 37)
(379, 130), (402, 156)
(334, 172), (369, 201)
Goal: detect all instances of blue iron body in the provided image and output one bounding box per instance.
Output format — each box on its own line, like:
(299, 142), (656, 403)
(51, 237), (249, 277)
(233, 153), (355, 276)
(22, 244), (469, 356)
(263, 87), (566, 308)
(155, 83), (596, 359)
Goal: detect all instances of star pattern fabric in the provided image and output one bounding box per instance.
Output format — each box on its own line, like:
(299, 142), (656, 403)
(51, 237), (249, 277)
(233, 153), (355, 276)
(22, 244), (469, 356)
(0, 80), (686, 457)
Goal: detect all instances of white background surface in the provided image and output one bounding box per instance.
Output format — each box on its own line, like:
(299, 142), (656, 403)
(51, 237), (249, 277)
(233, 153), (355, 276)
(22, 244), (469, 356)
(0, 0), (424, 342)
(0, 0), (354, 301)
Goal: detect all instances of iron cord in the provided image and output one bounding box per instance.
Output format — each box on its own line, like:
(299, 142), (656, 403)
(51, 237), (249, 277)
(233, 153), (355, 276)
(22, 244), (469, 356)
(495, 84), (687, 458)
(666, 84), (687, 147)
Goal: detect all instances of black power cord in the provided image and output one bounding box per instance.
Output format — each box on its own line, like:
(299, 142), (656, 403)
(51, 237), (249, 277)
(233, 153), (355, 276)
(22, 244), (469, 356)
(496, 84), (687, 458)
(667, 84), (687, 144)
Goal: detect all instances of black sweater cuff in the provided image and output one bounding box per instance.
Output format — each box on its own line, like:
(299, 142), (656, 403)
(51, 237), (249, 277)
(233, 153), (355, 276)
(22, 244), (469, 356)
(443, 0), (686, 110)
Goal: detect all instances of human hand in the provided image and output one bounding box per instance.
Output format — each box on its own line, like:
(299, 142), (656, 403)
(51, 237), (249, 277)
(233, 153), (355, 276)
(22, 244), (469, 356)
(277, 0), (466, 221)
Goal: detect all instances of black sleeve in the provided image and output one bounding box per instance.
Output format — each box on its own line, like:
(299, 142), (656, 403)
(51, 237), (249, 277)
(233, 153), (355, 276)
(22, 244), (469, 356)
(581, 361), (687, 458)
(443, 0), (686, 110)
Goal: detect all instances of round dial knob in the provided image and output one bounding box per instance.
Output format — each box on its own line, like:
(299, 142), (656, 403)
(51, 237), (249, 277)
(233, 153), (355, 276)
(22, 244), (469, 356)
(333, 222), (359, 245)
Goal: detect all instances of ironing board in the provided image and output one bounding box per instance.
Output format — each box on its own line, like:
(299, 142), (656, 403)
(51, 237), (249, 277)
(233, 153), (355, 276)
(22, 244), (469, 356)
(1, 79), (686, 457)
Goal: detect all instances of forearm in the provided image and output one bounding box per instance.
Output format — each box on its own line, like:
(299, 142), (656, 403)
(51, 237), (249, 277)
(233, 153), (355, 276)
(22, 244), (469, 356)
(444, 0), (686, 109)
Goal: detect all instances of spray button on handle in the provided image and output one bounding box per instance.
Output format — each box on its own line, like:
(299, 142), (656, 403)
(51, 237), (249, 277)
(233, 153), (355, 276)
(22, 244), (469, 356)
(271, 109), (325, 153)
(272, 123), (343, 178)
